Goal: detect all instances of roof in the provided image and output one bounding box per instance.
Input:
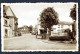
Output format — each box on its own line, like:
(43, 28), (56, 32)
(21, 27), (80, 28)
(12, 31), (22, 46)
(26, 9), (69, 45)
(3, 5), (9, 12)
(58, 21), (73, 25)
(3, 5), (17, 19)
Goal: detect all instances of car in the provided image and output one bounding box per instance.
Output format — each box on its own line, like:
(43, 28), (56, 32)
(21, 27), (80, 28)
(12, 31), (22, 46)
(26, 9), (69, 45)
(18, 32), (22, 36)
(32, 31), (36, 35)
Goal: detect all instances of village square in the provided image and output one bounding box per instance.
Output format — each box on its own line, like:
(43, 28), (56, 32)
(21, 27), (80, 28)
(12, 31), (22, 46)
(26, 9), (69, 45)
(1, 3), (78, 51)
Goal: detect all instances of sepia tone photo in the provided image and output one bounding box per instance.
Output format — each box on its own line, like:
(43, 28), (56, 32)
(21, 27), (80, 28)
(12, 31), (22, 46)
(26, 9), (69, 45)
(1, 3), (78, 52)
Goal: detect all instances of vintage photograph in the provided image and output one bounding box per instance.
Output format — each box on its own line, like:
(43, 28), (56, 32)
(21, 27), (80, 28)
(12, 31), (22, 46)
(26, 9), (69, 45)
(1, 3), (78, 52)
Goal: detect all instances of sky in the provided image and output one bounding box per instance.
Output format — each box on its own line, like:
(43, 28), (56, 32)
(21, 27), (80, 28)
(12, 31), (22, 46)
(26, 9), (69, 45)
(4, 3), (77, 27)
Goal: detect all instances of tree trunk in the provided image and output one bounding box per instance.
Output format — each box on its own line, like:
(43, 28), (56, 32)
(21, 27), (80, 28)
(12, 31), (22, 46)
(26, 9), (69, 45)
(48, 27), (51, 36)
(44, 28), (47, 33)
(72, 21), (76, 43)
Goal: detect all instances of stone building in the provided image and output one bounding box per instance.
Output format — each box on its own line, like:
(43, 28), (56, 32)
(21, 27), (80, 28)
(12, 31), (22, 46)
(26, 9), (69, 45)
(2, 5), (18, 38)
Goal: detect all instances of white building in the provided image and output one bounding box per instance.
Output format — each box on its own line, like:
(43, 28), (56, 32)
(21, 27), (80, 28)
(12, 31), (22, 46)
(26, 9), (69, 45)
(37, 18), (45, 35)
(37, 18), (73, 36)
(51, 21), (73, 36)
(2, 5), (18, 38)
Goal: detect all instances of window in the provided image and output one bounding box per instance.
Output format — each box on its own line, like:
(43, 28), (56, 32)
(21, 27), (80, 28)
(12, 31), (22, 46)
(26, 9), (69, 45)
(5, 29), (7, 36)
(68, 25), (70, 27)
(61, 25), (63, 28)
(4, 20), (7, 26)
(58, 25), (60, 28)
(15, 22), (18, 26)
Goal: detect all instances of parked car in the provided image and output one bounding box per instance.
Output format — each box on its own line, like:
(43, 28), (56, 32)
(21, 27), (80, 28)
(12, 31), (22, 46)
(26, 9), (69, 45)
(30, 31), (32, 33)
(32, 31), (36, 35)
(18, 32), (22, 36)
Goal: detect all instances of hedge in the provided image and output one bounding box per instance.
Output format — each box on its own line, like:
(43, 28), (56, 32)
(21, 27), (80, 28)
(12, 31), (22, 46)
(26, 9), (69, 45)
(49, 36), (70, 41)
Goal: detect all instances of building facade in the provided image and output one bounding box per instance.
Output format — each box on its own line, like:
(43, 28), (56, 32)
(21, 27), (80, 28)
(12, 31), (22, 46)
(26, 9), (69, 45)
(3, 5), (18, 38)
(18, 25), (29, 34)
(51, 21), (73, 36)
(37, 18), (45, 35)
(37, 18), (73, 36)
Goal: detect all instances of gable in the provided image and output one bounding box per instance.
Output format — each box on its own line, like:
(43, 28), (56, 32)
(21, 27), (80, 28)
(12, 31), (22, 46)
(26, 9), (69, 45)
(6, 7), (14, 16)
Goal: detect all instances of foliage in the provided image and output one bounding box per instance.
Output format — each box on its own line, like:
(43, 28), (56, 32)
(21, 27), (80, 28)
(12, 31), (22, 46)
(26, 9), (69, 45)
(70, 4), (76, 20)
(40, 7), (58, 35)
(70, 4), (77, 41)
(49, 36), (70, 41)
(40, 7), (58, 28)
(28, 25), (33, 32)
(64, 29), (71, 33)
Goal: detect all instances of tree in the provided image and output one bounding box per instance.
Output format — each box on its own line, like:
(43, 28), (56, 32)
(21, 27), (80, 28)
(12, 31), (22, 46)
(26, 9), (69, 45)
(70, 4), (76, 20)
(28, 25), (33, 33)
(70, 4), (76, 42)
(40, 7), (58, 35)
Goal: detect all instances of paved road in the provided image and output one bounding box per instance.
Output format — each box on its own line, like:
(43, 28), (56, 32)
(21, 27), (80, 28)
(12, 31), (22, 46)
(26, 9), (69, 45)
(4, 33), (77, 51)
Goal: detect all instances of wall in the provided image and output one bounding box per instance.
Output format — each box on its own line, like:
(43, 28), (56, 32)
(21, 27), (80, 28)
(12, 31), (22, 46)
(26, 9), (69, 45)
(3, 6), (18, 38)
